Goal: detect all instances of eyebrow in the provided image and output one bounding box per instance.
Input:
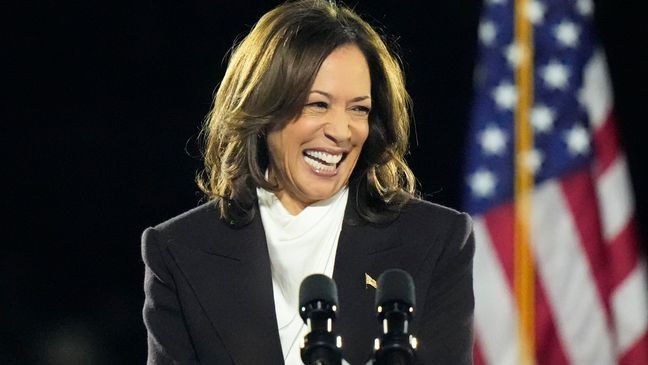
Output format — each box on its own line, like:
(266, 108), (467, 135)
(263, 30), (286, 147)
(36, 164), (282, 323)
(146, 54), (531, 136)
(310, 90), (371, 103)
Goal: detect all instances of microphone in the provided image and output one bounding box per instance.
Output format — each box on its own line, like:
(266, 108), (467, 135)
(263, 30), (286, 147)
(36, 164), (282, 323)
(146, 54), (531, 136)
(299, 274), (343, 365)
(371, 269), (417, 365)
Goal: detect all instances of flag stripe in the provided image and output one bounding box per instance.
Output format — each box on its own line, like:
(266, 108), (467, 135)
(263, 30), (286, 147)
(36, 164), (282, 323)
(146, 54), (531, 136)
(595, 156), (635, 242)
(608, 219), (641, 289)
(484, 203), (515, 285)
(473, 340), (488, 365)
(473, 218), (519, 365)
(559, 169), (611, 319)
(531, 180), (615, 364)
(619, 331), (648, 365)
(612, 263), (648, 354)
(592, 113), (620, 177)
(534, 277), (570, 365)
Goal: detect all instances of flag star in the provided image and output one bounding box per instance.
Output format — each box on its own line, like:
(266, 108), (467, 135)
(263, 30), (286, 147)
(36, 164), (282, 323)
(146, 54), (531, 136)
(479, 21), (497, 46)
(576, 0), (594, 16)
(531, 105), (556, 133)
(504, 43), (523, 69)
(541, 60), (570, 90)
(479, 125), (508, 155)
(522, 149), (544, 174)
(526, 0), (546, 24)
(554, 20), (581, 47)
(469, 169), (498, 198)
(492, 81), (518, 110)
(564, 124), (591, 155)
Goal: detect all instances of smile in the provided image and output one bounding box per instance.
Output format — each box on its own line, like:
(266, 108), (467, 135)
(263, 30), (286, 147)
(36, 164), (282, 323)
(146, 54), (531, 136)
(303, 150), (345, 172)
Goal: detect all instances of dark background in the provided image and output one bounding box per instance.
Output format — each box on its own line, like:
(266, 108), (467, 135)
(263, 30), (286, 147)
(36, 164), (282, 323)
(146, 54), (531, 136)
(5, 0), (647, 363)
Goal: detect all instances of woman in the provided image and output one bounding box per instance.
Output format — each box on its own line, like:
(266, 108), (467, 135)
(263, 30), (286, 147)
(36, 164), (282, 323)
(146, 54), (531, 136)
(142, 1), (475, 364)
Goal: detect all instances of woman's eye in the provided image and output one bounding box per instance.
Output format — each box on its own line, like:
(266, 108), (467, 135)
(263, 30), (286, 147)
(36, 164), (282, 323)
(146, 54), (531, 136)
(350, 105), (371, 116)
(305, 101), (328, 110)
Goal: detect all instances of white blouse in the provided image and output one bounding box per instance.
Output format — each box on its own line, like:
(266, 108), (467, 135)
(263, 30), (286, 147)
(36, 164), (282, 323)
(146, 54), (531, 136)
(257, 186), (348, 365)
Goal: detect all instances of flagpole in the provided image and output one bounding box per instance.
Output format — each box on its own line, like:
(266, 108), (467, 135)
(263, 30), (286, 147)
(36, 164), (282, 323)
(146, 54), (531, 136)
(513, 0), (535, 364)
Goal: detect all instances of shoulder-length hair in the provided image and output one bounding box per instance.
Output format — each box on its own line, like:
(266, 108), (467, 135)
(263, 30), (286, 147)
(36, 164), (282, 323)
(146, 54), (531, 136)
(197, 0), (417, 226)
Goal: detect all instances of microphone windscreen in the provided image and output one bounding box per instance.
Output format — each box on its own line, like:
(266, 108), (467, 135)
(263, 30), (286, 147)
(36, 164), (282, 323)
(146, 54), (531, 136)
(375, 269), (415, 309)
(299, 274), (339, 308)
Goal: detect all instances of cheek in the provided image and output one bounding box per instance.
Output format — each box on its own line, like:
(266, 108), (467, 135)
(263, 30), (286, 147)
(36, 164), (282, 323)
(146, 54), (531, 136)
(266, 126), (304, 168)
(356, 123), (370, 147)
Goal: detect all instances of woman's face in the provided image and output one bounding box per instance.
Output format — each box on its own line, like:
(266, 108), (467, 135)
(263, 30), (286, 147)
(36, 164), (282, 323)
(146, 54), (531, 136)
(267, 44), (371, 214)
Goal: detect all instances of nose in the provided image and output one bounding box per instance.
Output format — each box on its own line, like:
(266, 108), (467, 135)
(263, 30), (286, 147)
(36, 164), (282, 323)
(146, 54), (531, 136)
(323, 109), (352, 144)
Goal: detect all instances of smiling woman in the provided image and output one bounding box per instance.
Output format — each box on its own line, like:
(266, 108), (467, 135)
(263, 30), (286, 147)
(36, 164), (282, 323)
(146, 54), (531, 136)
(141, 1), (475, 364)
(196, 0), (416, 227)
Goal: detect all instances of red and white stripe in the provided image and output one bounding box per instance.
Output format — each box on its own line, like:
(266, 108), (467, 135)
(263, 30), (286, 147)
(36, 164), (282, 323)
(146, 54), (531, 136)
(472, 50), (648, 364)
(585, 51), (648, 364)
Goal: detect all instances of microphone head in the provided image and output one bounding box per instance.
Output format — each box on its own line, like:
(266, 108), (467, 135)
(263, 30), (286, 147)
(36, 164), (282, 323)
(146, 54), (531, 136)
(299, 274), (339, 321)
(375, 269), (415, 309)
(298, 274), (343, 364)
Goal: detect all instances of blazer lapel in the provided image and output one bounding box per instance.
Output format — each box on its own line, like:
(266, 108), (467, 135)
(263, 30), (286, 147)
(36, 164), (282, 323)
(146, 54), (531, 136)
(333, 213), (375, 364)
(167, 213), (284, 364)
(333, 187), (403, 365)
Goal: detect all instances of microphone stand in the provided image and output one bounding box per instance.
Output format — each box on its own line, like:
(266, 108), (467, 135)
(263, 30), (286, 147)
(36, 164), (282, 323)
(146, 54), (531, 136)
(300, 299), (342, 365)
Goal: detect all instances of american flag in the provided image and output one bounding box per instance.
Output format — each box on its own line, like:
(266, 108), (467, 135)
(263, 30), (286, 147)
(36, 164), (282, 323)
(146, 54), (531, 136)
(463, 0), (648, 364)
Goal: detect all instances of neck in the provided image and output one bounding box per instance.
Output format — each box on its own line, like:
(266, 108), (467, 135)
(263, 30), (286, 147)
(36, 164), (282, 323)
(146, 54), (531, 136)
(274, 190), (310, 215)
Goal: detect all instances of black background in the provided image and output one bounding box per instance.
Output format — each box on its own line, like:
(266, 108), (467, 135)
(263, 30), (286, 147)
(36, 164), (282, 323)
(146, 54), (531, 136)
(5, 0), (647, 363)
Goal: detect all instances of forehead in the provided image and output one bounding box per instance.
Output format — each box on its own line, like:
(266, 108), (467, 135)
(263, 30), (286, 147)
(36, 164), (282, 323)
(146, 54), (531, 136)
(310, 44), (371, 95)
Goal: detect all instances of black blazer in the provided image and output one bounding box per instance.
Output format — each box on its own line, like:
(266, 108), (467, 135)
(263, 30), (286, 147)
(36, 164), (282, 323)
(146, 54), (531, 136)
(142, 192), (475, 365)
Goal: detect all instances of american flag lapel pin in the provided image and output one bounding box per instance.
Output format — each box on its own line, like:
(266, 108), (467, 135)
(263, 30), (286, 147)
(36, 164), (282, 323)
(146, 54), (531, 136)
(365, 273), (377, 289)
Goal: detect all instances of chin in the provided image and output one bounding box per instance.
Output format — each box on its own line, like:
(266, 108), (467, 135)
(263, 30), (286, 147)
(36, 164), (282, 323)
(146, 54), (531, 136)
(300, 182), (344, 202)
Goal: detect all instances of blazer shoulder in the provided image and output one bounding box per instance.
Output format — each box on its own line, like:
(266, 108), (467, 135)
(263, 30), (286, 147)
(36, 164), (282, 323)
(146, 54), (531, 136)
(394, 198), (474, 259)
(153, 200), (221, 232)
(143, 200), (230, 251)
(401, 198), (473, 229)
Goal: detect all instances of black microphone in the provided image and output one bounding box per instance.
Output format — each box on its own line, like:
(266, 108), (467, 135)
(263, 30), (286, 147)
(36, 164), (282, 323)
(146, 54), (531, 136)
(299, 274), (343, 365)
(371, 269), (417, 365)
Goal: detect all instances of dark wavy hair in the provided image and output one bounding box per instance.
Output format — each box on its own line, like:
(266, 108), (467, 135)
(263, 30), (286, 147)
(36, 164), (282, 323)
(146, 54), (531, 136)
(197, 0), (417, 226)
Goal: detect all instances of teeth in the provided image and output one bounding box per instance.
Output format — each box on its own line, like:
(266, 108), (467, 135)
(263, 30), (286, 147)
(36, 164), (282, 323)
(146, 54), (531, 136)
(304, 150), (343, 164)
(303, 155), (337, 171)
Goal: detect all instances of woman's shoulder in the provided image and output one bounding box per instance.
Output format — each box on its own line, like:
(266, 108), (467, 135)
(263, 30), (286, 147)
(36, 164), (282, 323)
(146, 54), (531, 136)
(400, 197), (472, 227)
(396, 197), (475, 265)
(153, 200), (221, 232)
(142, 200), (230, 250)
(384, 196), (474, 249)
